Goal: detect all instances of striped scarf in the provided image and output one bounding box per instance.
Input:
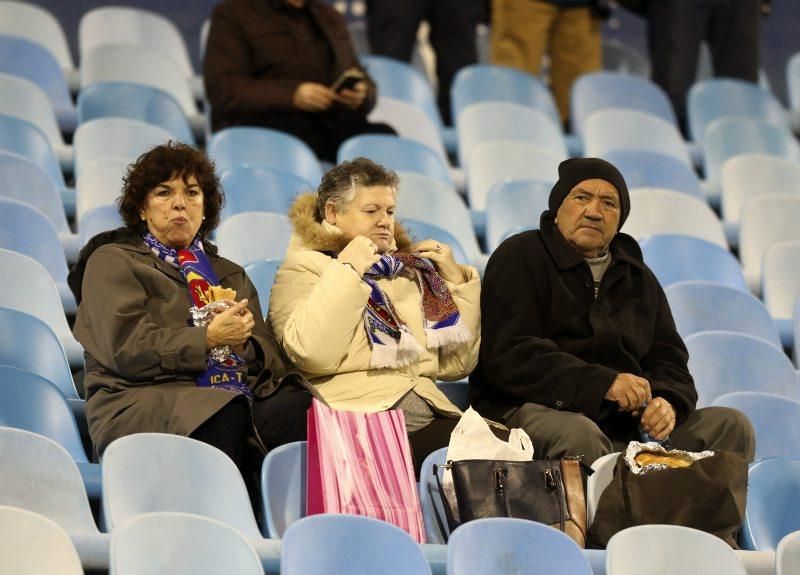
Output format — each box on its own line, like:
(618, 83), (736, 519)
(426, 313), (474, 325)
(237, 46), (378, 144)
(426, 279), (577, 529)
(362, 253), (471, 368)
(143, 233), (253, 400)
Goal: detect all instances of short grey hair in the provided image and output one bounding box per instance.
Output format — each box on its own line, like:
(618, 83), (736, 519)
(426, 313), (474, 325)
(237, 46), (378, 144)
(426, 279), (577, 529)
(315, 157), (400, 222)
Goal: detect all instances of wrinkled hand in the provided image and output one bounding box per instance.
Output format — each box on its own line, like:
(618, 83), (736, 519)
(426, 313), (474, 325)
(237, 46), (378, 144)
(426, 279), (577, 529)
(605, 373), (652, 412)
(335, 81), (368, 109)
(338, 235), (381, 276)
(206, 299), (254, 349)
(639, 397), (676, 440)
(293, 82), (335, 112)
(411, 239), (465, 284)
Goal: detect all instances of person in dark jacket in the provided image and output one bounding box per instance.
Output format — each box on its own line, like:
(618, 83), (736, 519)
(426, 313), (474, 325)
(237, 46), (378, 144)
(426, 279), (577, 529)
(470, 157), (755, 464)
(203, 0), (394, 163)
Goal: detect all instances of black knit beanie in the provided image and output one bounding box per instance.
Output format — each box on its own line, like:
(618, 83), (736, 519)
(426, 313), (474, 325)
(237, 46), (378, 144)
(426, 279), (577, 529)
(548, 158), (630, 229)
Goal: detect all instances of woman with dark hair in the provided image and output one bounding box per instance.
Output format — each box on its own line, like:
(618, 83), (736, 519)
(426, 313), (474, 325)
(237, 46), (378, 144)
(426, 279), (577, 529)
(68, 141), (311, 470)
(269, 158), (483, 474)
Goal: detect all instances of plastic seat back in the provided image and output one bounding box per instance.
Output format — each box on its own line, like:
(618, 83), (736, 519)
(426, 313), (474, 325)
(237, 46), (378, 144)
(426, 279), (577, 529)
(740, 195), (800, 293)
(0, 113), (65, 188)
(220, 167), (311, 220)
(216, 212), (292, 268)
(80, 6), (194, 79)
(418, 447), (450, 544)
(244, 260), (283, 317)
(259, 441), (306, 538)
(621, 188), (728, 248)
(80, 205), (124, 247)
(447, 517), (592, 575)
(689, 78), (789, 143)
(102, 433), (261, 537)
(640, 235), (746, 291)
(451, 64), (560, 128)
(209, 127), (323, 186)
(571, 72), (676, 135)
(78, 81), (195, 144)
(281, 514), (431, 575)
(0, 150), (68, 234)
(777, 530), (800, 575)
(666, 281), (781, 346)
(73, 118), (173, 176)
(685, 331), (797, 407)
(436, 381), (469, 411)
(606, 524), (746, 575)
(763, 240), (800, 320)
(401, 219), (470, 265)
(742, 458), (800, 551)
(75, 159), (129, 223)
(457, 101), (566, 169)
(111, 512), (264, 575)
(368, 97), (448, 162)
(485, 179), (550, 252)
(0, 366), (86, 459)
(603, 149), (704, 201)
(338, 134), (452, 187)
(0, 427), (98, 533)
(712, 392), (800, 460)
(721, 154), (800, 225)
(788, 52), (800, 112)
(0, 506), (83, 575)
(0, 308), (78, 399)
(0, 1), (75, 74)
(583, 109), (692, 167)
(0, 72), (65, 150)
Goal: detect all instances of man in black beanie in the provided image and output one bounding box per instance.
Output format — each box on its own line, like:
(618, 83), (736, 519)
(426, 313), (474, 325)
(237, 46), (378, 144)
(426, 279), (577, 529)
(470, 158), (755, 464)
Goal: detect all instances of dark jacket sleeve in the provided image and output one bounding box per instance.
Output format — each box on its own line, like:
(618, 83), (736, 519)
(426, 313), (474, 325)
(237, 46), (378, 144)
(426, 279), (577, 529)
(640, 278), (698, 423)
(477, 236), (617, 420)
(203, 3), (300, 116)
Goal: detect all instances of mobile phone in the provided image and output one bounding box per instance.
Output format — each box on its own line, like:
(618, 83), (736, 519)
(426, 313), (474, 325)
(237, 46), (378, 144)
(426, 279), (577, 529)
(331, 69), (365, 93)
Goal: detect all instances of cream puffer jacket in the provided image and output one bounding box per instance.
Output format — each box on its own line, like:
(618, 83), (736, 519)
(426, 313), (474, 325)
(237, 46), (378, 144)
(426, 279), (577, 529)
(268, 193), (481, 416)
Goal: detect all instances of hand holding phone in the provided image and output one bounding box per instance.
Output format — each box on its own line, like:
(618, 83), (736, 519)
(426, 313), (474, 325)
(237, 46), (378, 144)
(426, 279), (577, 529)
(331, 68), (366, 93)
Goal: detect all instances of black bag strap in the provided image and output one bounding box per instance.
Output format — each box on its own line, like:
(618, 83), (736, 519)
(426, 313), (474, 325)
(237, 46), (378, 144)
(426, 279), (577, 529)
(432, 463), (460, 538)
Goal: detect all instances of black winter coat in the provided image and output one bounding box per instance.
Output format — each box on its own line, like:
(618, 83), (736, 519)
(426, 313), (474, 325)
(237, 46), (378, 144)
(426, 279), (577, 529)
(469, 214), (697, 436)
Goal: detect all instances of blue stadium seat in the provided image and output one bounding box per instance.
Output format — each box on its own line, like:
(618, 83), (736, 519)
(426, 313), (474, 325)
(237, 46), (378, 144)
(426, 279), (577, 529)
(685, 331), (797, 407)
(220, 167), (311, 221)
(0, 250), (83, 367)
(621, 189), (728, 249)
(447, 518), (592, 575)
(666, 282), (781, 347)
(215, 212), (292, 268)
(778, 530), (800, 575)
(0, 506), (83, 575)
(436, 380), (469, 411)
(338, 134), (453, 188)
(75, 158), (129, 224)
(245, 260), (282, 317)
(762, 240), (800, 346)
(0, 198), (76, 313)
(451, 64), (560, 129)
(368, 97), (450, 165)
(0, 113), (68, 194)
(260, 441), (305, 538)
(571, 72), (677, 136)
(640, 235), (747, 291)
(712, 392), (800, 460)
(77, 81), (195, 145)
(0, 151), (77, 260)
(0, 34), (77, 132)
(602, 149), (704, 201)
(400, 219), (470, 265)
(688, 78), (789, 144)
(79, 205), (124, 247)
(111, 512), (264, 575)
(739, 195), (800, 294)
(742, 457), (800, 551)
(281, 514), (431, 575)
(606, 525), (746, 575)
(102, 433), (261, 537)
(788, 52), (800, 120)
(73, 117), (172, 176)
(0, 307), (79, 400)
(418, 447), (450, 544)
(485, 180), (550, 252)
(456, 101), (566, 171)
(209, 127), (323, 186)
(583, 109), (692, 167)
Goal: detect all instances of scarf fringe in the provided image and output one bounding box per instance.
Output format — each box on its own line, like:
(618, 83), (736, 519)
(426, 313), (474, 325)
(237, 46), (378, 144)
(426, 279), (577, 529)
(424, 320), (473, 351)
(369, 328), (423, 369)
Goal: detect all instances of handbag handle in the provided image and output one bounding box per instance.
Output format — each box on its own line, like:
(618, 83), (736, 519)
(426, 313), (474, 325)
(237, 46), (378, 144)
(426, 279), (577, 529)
(432, 463), (460, 538)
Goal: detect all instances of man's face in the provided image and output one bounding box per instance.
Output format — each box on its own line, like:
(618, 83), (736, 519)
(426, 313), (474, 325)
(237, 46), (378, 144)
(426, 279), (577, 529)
(555, 178), (621, 258)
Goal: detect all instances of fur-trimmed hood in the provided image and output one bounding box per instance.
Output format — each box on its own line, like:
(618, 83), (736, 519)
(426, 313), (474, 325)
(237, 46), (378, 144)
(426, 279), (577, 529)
(287, 192), (413, 255)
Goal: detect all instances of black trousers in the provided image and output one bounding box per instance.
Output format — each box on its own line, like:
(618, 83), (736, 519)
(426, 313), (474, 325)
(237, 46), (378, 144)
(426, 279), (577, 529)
(366, 0), (486, 125)
(647, 0), (761, 132)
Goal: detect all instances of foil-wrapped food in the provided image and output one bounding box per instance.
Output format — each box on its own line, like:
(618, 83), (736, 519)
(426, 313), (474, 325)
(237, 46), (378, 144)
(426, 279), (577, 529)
(625, 441), (715, 475)
(190, 285), (239, 362)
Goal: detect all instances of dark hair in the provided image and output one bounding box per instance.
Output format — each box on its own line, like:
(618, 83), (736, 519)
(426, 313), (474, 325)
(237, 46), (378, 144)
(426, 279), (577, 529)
(315, 157), (399, 222)
(117, 141), (224, 238)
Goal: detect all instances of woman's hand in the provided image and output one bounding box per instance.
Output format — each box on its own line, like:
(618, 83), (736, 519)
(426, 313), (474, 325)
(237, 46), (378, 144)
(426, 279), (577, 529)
(411, 240), (465, 284)
(292, 82), (335, 112)
(335, 81), (368, 110)
(338, 235), (381, 276)
(206, 299), (254, 349)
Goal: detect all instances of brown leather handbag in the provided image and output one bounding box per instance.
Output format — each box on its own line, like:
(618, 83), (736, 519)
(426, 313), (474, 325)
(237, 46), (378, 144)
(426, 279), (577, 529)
(435, 458), (589, 547)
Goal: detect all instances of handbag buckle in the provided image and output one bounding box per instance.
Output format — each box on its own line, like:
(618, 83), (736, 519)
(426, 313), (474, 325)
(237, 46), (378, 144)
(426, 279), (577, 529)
(494, 467), (508, 493)
(544, 467), (557, 491)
